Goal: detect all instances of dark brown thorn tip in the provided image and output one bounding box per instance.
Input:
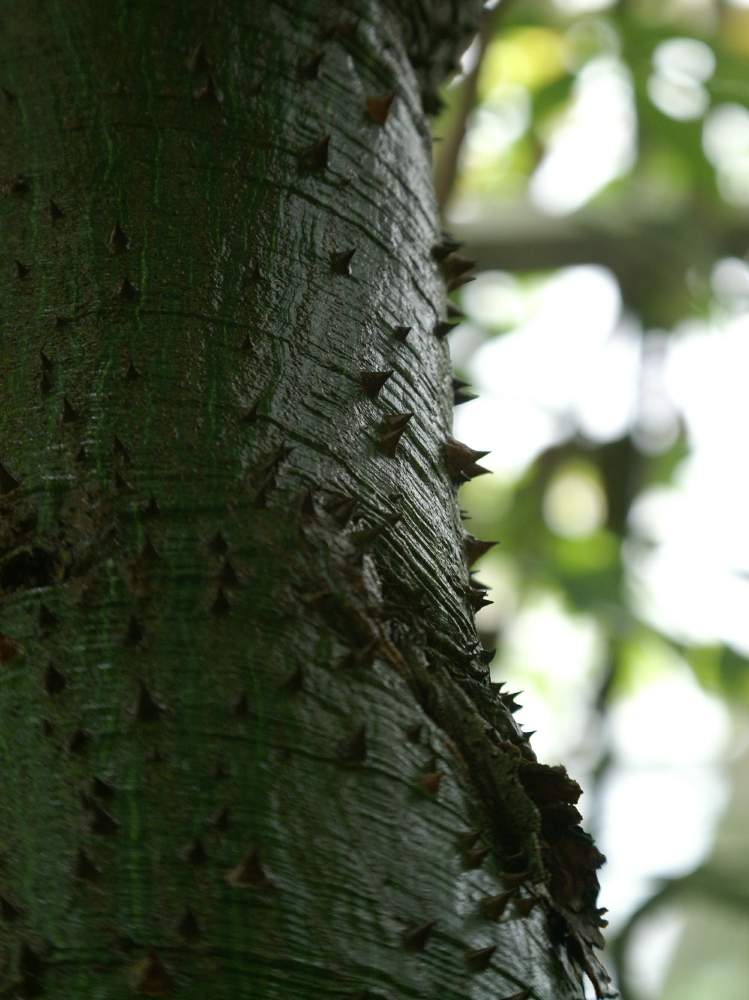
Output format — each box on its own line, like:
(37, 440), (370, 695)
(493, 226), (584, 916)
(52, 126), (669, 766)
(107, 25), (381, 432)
(193, 74), (223, 103)
(481, 891), (513, 920)
(135, 680), (165, 722)
(434, 320), (457, 340)
(61, 396), (78, 423)
(187, 41), (210, 73)
(393, 325), (412, 342)
(325, 491), (357, 526)
(90, 800), (119, 835)
(185, 838), (207, 865)
(464, 945), (497, 972)
(331, 248), (355, 276)
(464, 845), (491, 869)
(44, 663), (66, 695)
(68, 728), (90, 754)
(298, 51), (323, 81)
(74, 847), (100, 882)
(109, 220), (130, 254)
(365, 92), (395, 125)
(177, 908), (201, 941)
(359, 369), (393, 398)
(49, 198), (63, 222)
(299, 134), (330, 172)
(418, 770), (442, 794)
(211, 587), (231, 616)
(440, 255), (475, 282)
(116, 276), (138, 300)
(39, 603), (58, 630)
(0, 462), (20, 494)
(126, 359), (140, 380)
(15, 259), (29, 279)
(338, 724), (367, 763)
(448, 273), (476, 292)
(125, 614), (144, 645)
(464, 534), (495, 566)
(444, 436), (490, 480)
(402, 920), (436, 951)
(432, 236), (462, 261)
(225, 847), (275, 889)
(131, 948), (173, 995)
(232, 691), (249, 717)
(208, 531), (228, 555)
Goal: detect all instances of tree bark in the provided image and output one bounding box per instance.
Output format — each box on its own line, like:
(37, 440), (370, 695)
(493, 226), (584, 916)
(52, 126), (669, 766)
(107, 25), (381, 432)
(0, 2), (610, 997)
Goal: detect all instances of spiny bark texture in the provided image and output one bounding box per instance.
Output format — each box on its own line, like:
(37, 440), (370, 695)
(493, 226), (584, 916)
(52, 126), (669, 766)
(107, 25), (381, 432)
(0, 2), (610, 998)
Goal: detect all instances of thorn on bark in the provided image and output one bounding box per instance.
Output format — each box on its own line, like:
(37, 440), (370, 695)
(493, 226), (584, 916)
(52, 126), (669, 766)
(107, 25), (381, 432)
(208, 531), (228, 555)
(432, 236), (462, 261)
(434, 320), (457, 340)
(44, 662), (66, 695)
(418, 771), (442, 794)
(135, 680), (166, 722)
(125, 614), (144, 646)
(89, 800), (119, 835)
(365, 93), (395, 125)
(61, 396), (78, 423)
(324, 491), (357, 526)
(74, 847), (100, 882)
(211, 587), (231, 616)
(193, 74), (223, 103)
(444, 436), (490, 481)
(440, 255), (475, 283)
(378, 412), (412, 457)
(177, 908), (201, 941)
(68, 728), (90, 754)
(185, 838), (207, 865)
(92, 776), (115, 799)
(10, 174), (29, 195)
(299, 135), (330, 172)
(225, 847), (275, 889)
(211, 804), (230, 832)
(232, 691), (249, 717)
(331, 249), (355, 276)
(393, 325), (412, 342)
(456, 829), (481, 849)
(126, 358), (140, 380)
(481, 891), (513, 920)
(0, 462), (21, 494)
(186, 41), (210, 73)
(218, 558), (239, 587)
(464, 845), (491, 869)
(464, 534), (496, 566)
(359, 369), (393, 398)
(0, 895), (21, 921)
(282, 665), (304, 693)
(402, 920), (436, 951)
(116, 276), (138, 301)
(14, 259), (29, 279)
(464, 945), (497, 972)
(109, 220), (130, 254)
(339, 639), (379, 671)
(514, 896), (537, 918)
(38, 603), (58, 631)
(447, 273), (475, 292)
(130, 948), (174, 996)
(298, 51), (323, 81)
(338, 724), (367, 763)
(49, 198), (63, 222)
(453, 378), (477, 406)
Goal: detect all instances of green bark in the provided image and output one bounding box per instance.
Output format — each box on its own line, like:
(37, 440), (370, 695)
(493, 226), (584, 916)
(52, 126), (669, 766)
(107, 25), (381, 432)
(0, 2), (610, 998)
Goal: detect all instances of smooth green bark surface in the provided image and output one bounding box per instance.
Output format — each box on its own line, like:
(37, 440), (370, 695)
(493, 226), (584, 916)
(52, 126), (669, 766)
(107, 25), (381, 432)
(0, 2), (609, 997)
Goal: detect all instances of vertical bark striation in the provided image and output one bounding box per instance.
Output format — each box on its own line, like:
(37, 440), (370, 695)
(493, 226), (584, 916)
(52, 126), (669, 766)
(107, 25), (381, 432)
(0, 1), (609, 997)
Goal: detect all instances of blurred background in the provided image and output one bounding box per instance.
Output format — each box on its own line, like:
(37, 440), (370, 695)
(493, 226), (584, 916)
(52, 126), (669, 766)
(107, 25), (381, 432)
(434, 0), (749, 996)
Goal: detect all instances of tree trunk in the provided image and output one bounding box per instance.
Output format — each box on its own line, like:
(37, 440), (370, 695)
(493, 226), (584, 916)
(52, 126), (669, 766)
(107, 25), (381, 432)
(0, 2), (611, 997)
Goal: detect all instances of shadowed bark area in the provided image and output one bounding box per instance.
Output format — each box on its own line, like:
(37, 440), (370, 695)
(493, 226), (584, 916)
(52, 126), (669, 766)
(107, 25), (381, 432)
(0, 1), (609, 997)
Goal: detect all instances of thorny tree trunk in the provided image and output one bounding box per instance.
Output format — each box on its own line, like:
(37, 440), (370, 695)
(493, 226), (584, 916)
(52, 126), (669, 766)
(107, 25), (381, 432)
(0, 2), (612, 998)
